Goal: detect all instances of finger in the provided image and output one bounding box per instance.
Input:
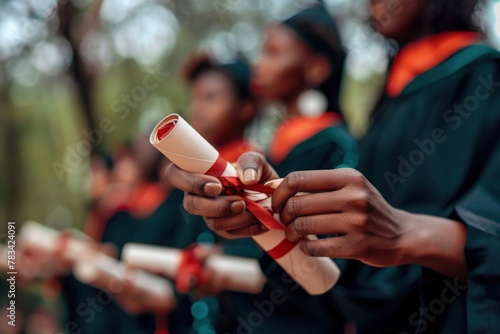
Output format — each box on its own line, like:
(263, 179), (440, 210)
(299, 235), (361, 259)
(183, 193), (246, 217)
(223, 223), (268, 239)
(279, 192), (355, 225)
(166, 163), (222, 197)
(272, 169), (362, 212)
(204, 211), (259, 232)
(285, 214), (349, 242)
(212, 274), (231, 294)
(236, 152), (279, 186)
(99, 243), (118, 258)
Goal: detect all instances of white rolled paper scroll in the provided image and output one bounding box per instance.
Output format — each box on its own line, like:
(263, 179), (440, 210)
(150, 114), (340, 295)
(74, 252), (175, 311)
(18, 221), (89, 262)
(122, 243), (266, 294)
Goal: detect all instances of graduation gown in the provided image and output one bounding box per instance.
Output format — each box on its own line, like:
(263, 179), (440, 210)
(226, 113), (358, 334)
(348, 32), (500, 333)
(99, 187), (213, 334)
(212, 136), (352, 334)
(268, 112), (358, 177)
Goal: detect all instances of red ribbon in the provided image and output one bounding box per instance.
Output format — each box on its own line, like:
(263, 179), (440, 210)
(54, 232), (73, 267)
(176, 245), (206, 294)
(205, 155), (297, 259)
(157, 121), (176, 141)
(155, 311), (169, 334)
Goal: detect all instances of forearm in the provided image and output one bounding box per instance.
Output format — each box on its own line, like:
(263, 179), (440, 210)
(401, 211), (468, 282)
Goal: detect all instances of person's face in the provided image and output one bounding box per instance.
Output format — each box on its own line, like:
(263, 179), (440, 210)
(113, 152), (140, 185)
(88, 156), (110, 200)
(188, 71), (239, 147)
(369, 0), (426, 41)
(131, 135), (160, 180)
(251, 25), (310, 103)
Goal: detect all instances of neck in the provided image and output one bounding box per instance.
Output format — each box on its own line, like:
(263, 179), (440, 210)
(215, 131), (245, 150)
(284, 93), (301, 117)
(396, 22), (435, 47)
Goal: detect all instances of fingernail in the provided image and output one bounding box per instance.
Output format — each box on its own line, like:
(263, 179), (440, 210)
(230, 200), (246, 213)
(264, 178), (284, 189)
(243, 168), (257, 182)
(204, 183), (222, 196)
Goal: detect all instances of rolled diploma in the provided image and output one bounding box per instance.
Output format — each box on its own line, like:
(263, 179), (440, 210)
(74, 252), (175, 310)
(19, 221), (89, 262)
(123, 243), (266, 294)
(150, 114), (340, 295)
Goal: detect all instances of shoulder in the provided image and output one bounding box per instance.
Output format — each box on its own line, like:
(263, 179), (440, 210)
(402, 44), (500, 97)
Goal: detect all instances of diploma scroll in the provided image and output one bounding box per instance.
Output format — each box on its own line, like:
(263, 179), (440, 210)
(74, 252), (175, 311)
(150, 114), (340, 295)
(18, 221), (90, 263)
(123, 243), (266, 294)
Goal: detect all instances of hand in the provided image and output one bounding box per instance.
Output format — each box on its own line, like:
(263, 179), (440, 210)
(272, 168), (415, 268)
(113, 281), (152, 314)
(166, 152), (279, 239)
(190, 245), (230, 297)
(114, 278), (175, 314)
(272, 168), (469, 281)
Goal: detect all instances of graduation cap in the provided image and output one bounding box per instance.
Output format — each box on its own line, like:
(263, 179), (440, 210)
(282, 3), (344, 60)
(218, 55), (252, 100)
(281, 3), (346, 113)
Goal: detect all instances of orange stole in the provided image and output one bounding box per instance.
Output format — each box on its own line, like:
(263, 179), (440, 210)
(269, 112), (341, 165)
(386, 31), (481, 98)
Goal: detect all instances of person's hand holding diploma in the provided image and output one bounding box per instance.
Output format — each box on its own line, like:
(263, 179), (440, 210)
(167, 152), (467, 282)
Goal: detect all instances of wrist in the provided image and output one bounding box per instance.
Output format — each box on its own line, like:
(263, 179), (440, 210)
(397, 212), (468, 281)
(396, 210), (430, 266)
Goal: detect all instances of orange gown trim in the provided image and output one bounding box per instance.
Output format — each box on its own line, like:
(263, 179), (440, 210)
(218, 139), (258, 163)
(268, 112), (341, 164)
(386, 31), (481, 98)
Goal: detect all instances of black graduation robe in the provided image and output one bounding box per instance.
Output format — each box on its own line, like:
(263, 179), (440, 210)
(258, 32), (500, 334)
(349, 33), (500, 333)
(223, 113), (358, 334)
(268, 112), (358, 177)
(216, 138), (349, 334)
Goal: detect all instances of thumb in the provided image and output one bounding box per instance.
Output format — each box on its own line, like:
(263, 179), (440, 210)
(236, 152), (279, 186)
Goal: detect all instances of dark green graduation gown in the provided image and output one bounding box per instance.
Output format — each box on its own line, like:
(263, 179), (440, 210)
(257, 42), (500, 333)
(348, 43), (500, 333)
(225, 120), (358, 334)
(271, 123), (358, 177)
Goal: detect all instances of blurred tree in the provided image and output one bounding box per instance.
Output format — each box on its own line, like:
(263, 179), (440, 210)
(57, 0), (103, 134)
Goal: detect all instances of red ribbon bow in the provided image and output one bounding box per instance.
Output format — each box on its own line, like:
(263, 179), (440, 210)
(205, 155), (297, 260)
(176, 244), (207, 294)
(155, 311), (169, 334)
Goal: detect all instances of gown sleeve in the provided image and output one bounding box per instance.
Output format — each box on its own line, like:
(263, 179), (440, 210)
(454, 133), (500, 333)
(446, 56), (500, 333)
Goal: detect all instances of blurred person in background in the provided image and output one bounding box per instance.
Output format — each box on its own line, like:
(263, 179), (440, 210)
(85, 135), (207, 334)
(183, 53), (259, 161)
(165, 0), (500, 333)
(251, 4), (357, 178)
(212, 4), (356, 333)
(164, 4), (358, 334)
(180, 51), (262, 333)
